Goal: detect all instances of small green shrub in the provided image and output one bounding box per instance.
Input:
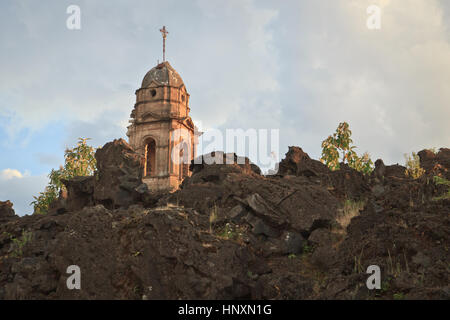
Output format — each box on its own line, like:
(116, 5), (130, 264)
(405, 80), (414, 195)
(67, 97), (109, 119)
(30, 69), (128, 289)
(247, 271), (258, 280)
(393, 292), (405, 300)
(320, 122), (373, 174)
(302, 243), (314, 255)
(381, 279), (391, 293)
(31, 186), (59, 215)
(10, 230), (33, 258)
(404, 152), (425, 179)
(217, 223), (242, 240)
(433, 176), (450, 200)
(31, 138), (97, 215)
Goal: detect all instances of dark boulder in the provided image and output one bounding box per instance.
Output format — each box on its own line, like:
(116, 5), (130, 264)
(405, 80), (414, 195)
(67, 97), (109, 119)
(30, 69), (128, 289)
(373, 159), (386, 180)
(0, 201), (16, 222)
(58, 139), (146, 211)
(190, 151), (261, 176)
(278, 146), (329, 177)
(93, 139), (145, 209)
(384, 164), (407, 179)
(61, 176), (94, 212)
(327, 163), (371, 199)
(419, 148), (450, 178)
(418, 149), (436, 170)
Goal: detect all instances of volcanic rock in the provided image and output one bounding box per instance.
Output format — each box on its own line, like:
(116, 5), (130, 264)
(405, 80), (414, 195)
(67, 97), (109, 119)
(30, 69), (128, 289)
(278, 146), (329, 177)
(93, 139), (145, 209)
(0, 201), (16, 223)
(0, 142), (449, 300)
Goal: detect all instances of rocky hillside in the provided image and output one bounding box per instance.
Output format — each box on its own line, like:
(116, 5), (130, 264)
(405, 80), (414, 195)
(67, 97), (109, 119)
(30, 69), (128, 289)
(0, 139), (448, 299)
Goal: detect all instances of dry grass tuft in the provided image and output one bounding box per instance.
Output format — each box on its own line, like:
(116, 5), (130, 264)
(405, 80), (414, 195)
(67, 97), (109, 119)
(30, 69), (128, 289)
(336, 199), (365, 229)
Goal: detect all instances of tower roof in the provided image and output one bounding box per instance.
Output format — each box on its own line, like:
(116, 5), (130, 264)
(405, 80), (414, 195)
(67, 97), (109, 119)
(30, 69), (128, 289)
(141, 61), (184, 88)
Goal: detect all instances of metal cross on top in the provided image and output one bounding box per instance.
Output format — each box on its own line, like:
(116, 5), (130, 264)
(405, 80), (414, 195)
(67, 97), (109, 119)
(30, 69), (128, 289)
(159, 26), (169, 62)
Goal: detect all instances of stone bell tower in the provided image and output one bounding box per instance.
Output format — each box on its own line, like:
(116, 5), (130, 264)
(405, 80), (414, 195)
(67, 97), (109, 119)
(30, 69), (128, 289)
(126, 27), (196, 191)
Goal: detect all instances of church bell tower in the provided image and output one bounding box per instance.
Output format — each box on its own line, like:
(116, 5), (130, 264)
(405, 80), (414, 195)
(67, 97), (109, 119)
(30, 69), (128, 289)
(127, 26), (196, 191)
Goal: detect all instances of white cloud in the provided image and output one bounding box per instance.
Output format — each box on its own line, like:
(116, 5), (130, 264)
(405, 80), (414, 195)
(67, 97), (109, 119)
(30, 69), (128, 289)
(0, 168), (47, 216)
(0, 0), (280, 144)
(0, 168), (24, 180)
(281, 0), (450, 163)
(182, 0), (280, 128)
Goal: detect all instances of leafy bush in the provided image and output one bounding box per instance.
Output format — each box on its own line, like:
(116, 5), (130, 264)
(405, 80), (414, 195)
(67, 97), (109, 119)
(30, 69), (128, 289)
(30, 185), (59, 215)
(320, 122), (374, 174)
(433, 176), (450, 200)
(404, 152), (425, 179)
(31, 138), (97, 214)
(348, 152), (374, 175)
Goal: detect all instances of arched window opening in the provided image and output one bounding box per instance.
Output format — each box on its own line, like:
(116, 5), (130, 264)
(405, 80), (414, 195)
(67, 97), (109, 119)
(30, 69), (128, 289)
(150, 89), (157, 97)
(144, 139), (156, 177)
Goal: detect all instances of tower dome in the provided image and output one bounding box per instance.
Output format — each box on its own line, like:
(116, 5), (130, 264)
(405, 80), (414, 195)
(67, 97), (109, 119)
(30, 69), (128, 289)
(141, 61), (184, 88)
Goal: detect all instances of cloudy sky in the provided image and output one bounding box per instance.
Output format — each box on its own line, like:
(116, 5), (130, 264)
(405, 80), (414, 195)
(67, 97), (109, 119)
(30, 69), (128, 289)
(1, 0), (449, 215)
